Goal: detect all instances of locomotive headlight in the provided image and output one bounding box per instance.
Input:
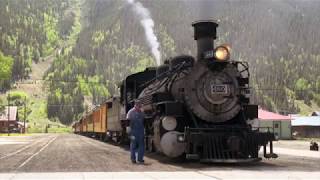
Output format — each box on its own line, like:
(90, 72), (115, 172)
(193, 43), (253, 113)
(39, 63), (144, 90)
(214, 44), (231, 61)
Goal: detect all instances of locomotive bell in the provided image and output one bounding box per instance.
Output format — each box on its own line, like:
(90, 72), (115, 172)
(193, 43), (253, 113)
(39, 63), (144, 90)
(192, 20), (218, 61)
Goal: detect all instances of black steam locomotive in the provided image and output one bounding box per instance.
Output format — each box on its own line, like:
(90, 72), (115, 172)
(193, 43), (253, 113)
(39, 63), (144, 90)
(120, 20), (277, 162)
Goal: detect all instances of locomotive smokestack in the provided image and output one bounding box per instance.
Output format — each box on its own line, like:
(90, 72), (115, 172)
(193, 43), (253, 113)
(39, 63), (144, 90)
(192, 20), (218, 61)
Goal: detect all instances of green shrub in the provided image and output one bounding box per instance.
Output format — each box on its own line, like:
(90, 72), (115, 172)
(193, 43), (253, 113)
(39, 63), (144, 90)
(314, 93), (320, 107)
(48, 127), (72, 133)
(27, 127), (45, 133)
(7, 91), (28, 103)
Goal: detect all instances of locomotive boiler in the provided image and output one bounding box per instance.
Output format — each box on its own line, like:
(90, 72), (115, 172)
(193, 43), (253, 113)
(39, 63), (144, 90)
(120, 20), (277, 162)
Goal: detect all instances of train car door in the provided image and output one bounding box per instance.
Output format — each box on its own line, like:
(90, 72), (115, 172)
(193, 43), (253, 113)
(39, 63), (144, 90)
(273, 121), (281, 139)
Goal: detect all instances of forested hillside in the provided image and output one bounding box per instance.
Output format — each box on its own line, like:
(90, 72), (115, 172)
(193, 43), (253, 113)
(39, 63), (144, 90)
(0, 0), (79, 128)
(1, 0), (319, 125)
(0, 0), (79, 89)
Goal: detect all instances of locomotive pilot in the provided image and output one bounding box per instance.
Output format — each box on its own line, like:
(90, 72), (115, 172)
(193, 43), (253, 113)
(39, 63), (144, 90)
(127, 99), (145, 164)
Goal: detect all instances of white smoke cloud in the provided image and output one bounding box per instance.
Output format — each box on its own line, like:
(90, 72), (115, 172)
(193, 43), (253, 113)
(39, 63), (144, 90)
(125, 0), (161, 66)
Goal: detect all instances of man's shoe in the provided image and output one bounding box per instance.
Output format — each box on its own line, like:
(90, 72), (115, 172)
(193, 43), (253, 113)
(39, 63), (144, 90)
(137, 160), (144, 164)
(131, 160), (136, 164)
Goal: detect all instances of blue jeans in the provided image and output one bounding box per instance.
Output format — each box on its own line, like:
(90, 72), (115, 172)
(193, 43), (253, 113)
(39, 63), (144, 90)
(130, 135), (144, 162)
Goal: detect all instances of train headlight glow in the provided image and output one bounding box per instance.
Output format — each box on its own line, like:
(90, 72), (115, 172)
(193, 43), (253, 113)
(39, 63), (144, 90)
(214, 45), (231, 61)
(177, 134), (185, 142)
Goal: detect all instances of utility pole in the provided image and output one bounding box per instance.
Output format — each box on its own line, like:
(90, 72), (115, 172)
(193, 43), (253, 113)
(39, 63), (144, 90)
(24, 96), (26, 133)
(7, 93), (10, 136)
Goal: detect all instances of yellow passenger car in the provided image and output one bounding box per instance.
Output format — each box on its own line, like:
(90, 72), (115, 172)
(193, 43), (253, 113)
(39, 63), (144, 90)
(74, 97), (124, 142)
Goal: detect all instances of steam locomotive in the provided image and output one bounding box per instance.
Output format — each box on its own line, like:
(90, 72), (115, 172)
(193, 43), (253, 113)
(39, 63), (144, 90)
(74, 20), (278, 163)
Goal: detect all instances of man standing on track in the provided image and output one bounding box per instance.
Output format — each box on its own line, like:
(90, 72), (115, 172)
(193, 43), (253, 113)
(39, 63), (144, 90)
(127, 99), (145, 164)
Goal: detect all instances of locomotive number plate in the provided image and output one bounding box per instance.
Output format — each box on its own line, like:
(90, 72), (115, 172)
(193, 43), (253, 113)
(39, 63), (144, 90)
(204, 50), (214, 59)
(211, 84), (228, 95)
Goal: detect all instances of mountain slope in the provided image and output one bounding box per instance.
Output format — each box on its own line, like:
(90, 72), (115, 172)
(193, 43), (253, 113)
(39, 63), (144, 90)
(1, 0), (319, 126)
(0, 0), (81, 129)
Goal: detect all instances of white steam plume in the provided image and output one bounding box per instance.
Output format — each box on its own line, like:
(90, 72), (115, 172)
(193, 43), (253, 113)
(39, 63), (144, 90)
(125, 0), (161, 66)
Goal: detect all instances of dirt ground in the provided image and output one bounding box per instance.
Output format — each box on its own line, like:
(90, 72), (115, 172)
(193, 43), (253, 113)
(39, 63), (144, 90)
(0, 133), (319, 174)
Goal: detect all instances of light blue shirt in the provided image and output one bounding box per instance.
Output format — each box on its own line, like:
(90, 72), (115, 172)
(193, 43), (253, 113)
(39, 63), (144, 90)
(127, 108), (145, 138)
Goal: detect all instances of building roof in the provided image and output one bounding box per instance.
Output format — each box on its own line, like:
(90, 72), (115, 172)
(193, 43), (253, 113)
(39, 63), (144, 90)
(0, 106), (18, 121)
(292, 116), (320, 126)
(258, 109), (291, 121)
